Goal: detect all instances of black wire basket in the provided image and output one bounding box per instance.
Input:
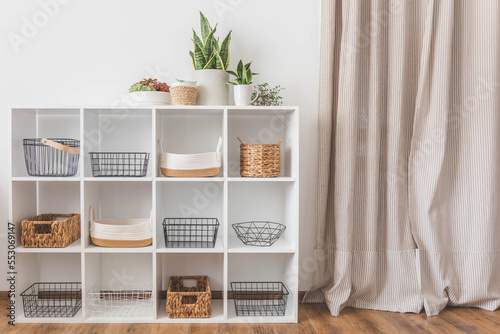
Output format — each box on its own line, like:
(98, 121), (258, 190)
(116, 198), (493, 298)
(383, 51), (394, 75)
(20, 282), (82, 318)
(89, 152), (150, 177)
(23, 138), (80, 176)
(231, 282), (290, 316)
(163, 218), (220, 248)
(232, 221), (286, 247)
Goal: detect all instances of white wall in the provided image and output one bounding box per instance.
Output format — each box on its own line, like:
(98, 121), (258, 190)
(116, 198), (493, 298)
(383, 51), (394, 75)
(0, 0), (319, 291)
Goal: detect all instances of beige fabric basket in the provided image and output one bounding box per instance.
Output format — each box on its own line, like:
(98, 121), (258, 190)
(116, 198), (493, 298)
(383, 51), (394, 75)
(159, 138), (222, 177)
(89, 206), (152, 247)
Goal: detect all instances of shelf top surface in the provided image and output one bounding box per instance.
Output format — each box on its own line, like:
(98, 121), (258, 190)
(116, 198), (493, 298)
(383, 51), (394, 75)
(11, 105), (298, 110)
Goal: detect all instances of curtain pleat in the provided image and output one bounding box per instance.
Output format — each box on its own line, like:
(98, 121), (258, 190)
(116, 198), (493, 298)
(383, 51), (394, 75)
(305, 0), (500, 317)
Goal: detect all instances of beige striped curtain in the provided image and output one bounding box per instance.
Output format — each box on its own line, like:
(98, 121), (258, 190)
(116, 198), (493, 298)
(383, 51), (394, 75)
(304, 0), (500, 316)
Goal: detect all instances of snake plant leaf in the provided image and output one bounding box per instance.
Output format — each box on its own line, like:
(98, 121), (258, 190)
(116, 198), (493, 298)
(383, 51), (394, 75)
(200, 12), (212, 41)
(219, 31), (231, 70)
(203, 52), (216, 69)
(189, 51), (196, 69)
(226, 70), (238, 77)
(226, 81), (237, 85)
(204, 25), (217, 62)
(237, 60), (243, 79)
(246, 68), (253, 84)
(193, 29), (205, 58)
(193, 39), (206, 70)
(245, 62), (252, 70)
(213, 47), (224, 70)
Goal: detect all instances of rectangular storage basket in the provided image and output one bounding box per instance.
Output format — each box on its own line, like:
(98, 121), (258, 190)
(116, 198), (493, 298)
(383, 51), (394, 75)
(21, 213), (80, 248)
(21, 282), (82, 318)
(89, 206), (152, 248)
(89, 152), (150, 177)
(231, 282), (289, 316)
(238, 137), (283, 177)
(162, 218), (219, 248)
(159, 138), (222, 177)
(166, 276), (212, 318)
(23, 138), (80, 176)
(88, 287), (153, 317)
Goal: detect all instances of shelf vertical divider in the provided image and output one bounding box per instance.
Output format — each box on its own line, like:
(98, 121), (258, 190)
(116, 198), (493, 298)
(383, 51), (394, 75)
(79, 107), (87, 320)
(222, 107), (229, 320)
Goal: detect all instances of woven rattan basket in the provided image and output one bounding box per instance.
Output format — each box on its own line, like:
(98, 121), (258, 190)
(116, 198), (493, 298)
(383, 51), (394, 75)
(238, 137), (283, 177)
(166, 276), (212, 318)
(170, 85), (198, 105)
(21, 213), (80, 248)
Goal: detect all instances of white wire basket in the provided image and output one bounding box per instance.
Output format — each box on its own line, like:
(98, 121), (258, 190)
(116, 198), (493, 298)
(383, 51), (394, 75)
(88, 286), (153, 317)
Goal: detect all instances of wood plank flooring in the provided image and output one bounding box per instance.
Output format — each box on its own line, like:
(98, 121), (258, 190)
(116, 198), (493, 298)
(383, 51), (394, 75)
(2, 297), (499, 333)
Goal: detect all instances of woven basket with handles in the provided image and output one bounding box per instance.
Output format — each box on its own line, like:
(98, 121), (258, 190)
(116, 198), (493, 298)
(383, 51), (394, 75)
(89, 206), (152, 247)
(166, 276), (211, 318)
(21, 213), (80, 248)
(159, 138), (222, 177)
(239, 137), (283, 177)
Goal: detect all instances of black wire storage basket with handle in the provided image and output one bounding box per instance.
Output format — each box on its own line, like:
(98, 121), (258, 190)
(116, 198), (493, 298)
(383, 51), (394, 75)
(89, 152), (150, 177)
(232, 221), (286, 247)
(23, 138), (80, 176)
(230, 282), (290, 316)
(163, 218), (220, 248)
(20, 282), (82, 318)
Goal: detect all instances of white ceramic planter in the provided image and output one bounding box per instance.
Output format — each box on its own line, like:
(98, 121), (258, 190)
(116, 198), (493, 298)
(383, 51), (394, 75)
(192, 69), (229, 105)
(129, 91), (171, 106)
(233, 84), (259, 106)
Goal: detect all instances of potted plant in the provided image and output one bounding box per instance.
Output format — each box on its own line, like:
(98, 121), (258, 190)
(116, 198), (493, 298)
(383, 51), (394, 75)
(227, 60), (259, 106)
(129, 78), (170, 105)
(169, 79), (198, 106)
(251, 83), (285, 106)
(189, 12), (231, 105)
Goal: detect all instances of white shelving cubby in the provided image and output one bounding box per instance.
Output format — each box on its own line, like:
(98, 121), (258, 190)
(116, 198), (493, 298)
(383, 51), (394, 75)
(9, 106), (299, 323)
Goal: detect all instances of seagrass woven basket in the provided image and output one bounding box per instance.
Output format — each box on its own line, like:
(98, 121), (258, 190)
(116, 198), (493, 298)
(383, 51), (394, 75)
(170, 85), (198, 105)
(166, 276), (212, 318)
(21, 213), (80, 248)
(238, 137), (283, 177)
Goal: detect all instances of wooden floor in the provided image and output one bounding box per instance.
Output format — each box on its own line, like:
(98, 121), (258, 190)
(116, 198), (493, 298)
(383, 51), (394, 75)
(2, 298), (499, 334)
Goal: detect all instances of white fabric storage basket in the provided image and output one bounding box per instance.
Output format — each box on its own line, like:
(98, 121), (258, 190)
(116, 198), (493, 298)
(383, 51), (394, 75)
(89, 206), (152, 247)
(159, 137), (222, 177)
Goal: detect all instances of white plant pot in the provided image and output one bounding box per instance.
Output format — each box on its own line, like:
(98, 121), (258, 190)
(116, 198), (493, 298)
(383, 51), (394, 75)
(233, 84), (257, 106)
(129, 91), (171, 106)
(192, 69), (229, 105)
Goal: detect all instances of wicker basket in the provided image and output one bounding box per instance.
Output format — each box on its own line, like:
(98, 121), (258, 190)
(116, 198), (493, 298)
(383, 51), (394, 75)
(21, 214), (80, 248)
(238, 137), (283, 177)
(166, 276), (212, 318)
(170, 85), (198, 105)
(89, 206), (152, 248)
(159, 138), (222, 177)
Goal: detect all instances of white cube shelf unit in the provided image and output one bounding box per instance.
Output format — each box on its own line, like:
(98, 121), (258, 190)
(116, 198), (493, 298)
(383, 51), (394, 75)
(9, 106), (299, 323)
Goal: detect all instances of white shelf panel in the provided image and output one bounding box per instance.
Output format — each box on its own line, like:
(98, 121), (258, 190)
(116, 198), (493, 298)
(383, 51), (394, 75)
(228, 238), (295, 254)
(227, 106), (297, 116)
(16, 309), (84, 324)
(85, 314), (154, 323)
(12, 177), (81, 182)
(157, 299), (224, 323)
(16, 239), (82, 253)
(156, 236), (224, 253)
(156, 177), (224, 182)
(227, 177), (296, 182)
(85, 244), (153, 253)
(156, 107), (224, 116)
(84, 177), (153, 182)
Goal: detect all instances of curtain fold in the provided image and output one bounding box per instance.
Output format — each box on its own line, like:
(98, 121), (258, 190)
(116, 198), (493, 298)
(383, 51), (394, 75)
(305, 0), (500, 317)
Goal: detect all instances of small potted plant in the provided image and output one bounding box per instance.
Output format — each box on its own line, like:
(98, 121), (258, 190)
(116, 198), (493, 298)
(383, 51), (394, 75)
(190, 12), (231, 105)
(129, 78), (170, 105)
(227, 60), (259, 106)
(170, 79), (198, 105)
(251, 83), (285, 106)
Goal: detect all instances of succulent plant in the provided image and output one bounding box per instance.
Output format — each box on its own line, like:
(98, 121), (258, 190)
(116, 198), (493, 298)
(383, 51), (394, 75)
(226, 60), (259, 85)
(189, 12), (231, 71)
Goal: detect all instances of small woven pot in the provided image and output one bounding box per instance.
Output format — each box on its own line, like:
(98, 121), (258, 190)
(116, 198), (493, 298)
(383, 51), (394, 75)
(238, 137), (283, 177)
(170, 85), (198, 105)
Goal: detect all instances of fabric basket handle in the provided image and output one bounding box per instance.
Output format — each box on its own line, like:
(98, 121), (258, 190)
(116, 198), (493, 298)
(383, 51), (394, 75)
(89, 205), (97, 233)
(237, 137), (283, 145)
(41, 138), (80, 155)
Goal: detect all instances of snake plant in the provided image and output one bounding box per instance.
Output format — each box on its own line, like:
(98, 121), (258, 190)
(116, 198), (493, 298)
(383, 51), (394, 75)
(226, 60), (259, 85)
(189, 12), (231, 71)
